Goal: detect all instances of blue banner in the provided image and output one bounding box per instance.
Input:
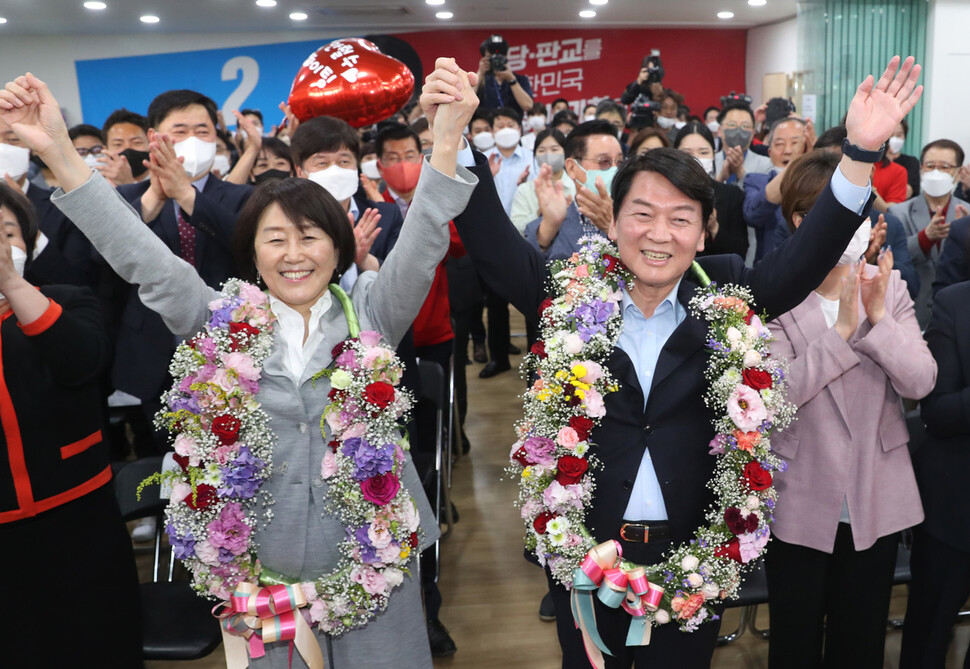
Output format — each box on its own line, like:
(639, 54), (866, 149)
(75, 38), (337, 129)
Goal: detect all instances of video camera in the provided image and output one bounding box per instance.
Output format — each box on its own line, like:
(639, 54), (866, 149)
(720, 91), (753, 108)
(642, 49), (664, 85)
(481, 35), (509, 73)
(765, 97), (797, 126)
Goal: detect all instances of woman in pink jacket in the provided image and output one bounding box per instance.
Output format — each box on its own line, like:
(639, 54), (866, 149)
(764, 150), (937, 669)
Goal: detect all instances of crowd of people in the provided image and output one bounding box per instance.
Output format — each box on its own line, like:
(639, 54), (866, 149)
(0, 36), (966, 669)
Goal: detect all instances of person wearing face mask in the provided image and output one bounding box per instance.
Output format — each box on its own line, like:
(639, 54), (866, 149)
(519, 102), (548, 153)
(765, 149), (935, 669)
(714, 104), (774, 187)
(673, 123), (748, 260)
(510, 128), (574, 235)
(112, 89), (254, 464)
(483, 107), (533, 215)
(467, 107), (495, 153)
(0, 181), (143, 668)
(594, 99), (629, 150)
(886, 119), (920, 198)
(656, 91), (687, 143)
(99, 108), (150, 187)
(888, 138), (970, 327)
(523, 119), (620, 260)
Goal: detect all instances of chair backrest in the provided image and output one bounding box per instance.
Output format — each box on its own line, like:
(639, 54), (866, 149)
(114, 456), (167, 522)
(417, 359), (446, 409)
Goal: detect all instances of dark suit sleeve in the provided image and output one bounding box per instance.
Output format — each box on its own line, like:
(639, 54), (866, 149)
(882, 209), (920, 300)
(741, 182), (870, 319)
(921, 284), (970, 437)
(703, 182), (748, 259)
(181, 182), (253, 250)
(452, 152), (548, 318)
(932, 216), (969, 297)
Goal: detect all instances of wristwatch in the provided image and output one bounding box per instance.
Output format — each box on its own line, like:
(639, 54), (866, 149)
(509, 78), (519, 86)
(841, 138), (886, 162)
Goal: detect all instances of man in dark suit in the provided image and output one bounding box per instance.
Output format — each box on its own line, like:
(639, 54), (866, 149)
(112, 89), (252, 447)
(428, 56), (921, 666)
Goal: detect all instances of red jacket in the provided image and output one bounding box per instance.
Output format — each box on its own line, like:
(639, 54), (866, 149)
(383, 192), (466, 347)
(873, 160), (909, 205)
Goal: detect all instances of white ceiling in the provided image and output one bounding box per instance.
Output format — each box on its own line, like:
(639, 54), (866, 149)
(0, 0), (798, 35)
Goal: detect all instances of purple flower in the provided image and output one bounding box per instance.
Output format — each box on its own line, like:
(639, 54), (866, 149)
(208, 299), (241, 330)
(207, 502), (251, 556)
(522, 436), (556, 467)
(169, 393), (202, 416)
(219, 446), (265, 498)
(341, 437), (394, 481)
(352, 526), (379, 563)
(166, 523), (196, 559)
(570, 299), (614, 341)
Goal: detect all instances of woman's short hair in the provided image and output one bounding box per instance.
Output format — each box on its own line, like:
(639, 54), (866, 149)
(611, 147), (714, 225)
(260, 137), (295, 174)
(673, 122), (716, 151)
(233, 178), (355, 286)
(628, 127), (671, 154)
(780, 150), (841, 232)
(0, 183), (37, 262)
(533, 128), (566, 151)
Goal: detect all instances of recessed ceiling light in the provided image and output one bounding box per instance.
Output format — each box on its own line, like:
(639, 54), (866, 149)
(83, 1), (107, 9)
(255, 0), (277, 7)
(579, 9), (596, 17)
(0, 17), (7, 24)
(748, 0), (766, 5)
(717, 10), (735, 18)
(289, 11), (308, 20)
(436, 10), (453, 18)
(426, 0), (445, 5)
(590, 0), (608, 5)
(140, 14), (159, 23)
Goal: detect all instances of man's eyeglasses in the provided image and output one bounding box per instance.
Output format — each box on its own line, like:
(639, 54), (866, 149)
(76, 146), (105, 157)
(722, 122), (754, 131)
(582, 156), (625, 171)
(922, 162), (957, 172)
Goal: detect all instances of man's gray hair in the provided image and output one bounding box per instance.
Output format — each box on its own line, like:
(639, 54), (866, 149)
(767, 116), (806, 144)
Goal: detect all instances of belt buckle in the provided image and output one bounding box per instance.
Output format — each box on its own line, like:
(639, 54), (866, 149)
(620, 523), (648, 543)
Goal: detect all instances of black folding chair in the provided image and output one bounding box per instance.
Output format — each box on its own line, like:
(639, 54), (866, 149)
(114, 457), (222, 661)
(717, 559), (770, 644)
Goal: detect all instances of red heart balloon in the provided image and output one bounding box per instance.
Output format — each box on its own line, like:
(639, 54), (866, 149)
(287, 38), (415, 128)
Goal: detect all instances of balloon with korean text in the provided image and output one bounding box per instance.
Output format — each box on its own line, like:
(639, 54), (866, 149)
(287, 38), (415, 128)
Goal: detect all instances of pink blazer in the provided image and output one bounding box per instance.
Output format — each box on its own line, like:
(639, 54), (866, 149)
(767, 267), (937, 553)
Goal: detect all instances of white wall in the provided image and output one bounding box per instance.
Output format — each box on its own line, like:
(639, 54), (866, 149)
(924, 0), (970, 156)
(0, 31), (345, 125)
(745, 17), (798, 108)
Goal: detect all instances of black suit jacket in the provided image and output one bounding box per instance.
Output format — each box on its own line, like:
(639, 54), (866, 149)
(352, 194), (403, 264)
(699, 180), (748, 260)
(917, 281), (970, 552)
(453, 152), (869, 544)
(110, 177), (252, 400)
(23, 182), (98, 288)
(931, 215), (970, 297)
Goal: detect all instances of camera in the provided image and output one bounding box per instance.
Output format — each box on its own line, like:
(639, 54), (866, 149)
(720, 91), (753, 108)
(629, 93), (662, 130)
(642, 49), (664, 85)
(481, 35), (509, 72)
(765, 97), (797, 126)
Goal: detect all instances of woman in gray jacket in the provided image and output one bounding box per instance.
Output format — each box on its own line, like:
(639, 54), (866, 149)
(0, 61), (479, 668)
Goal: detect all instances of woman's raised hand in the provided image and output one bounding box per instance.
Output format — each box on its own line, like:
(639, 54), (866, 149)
(860, 247), (893, 326)
(835, 262), (861, 342)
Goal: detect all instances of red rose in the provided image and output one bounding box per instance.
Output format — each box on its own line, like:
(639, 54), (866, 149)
(569, 416), (594, 440)
(360, 472), (400, 506)
(328, 440), (340, 453)
(714, 537), (742, 563)
(742, 368), (773, 391)
(363, 382), (395, 409)
(533, 511), (556, 534)
(331, 338), (355, 359)
(228, 322), (260, 351)
(724, 507), (759, 535)
(328, 387), (345, 402)
(555, 455), (589, 485)
(744, 308), (756, 325)
(211, 415), (241, 445)
(512, 446), (532, 467)
(531, 341), (547, 359)
(184, 483), (218, 510)
(538, 298), (553, 317)
(602, 254), (619, 274)
(172, 453), (189, 471)
(409, 532), (419, 548)
(743, 461), (773, 491)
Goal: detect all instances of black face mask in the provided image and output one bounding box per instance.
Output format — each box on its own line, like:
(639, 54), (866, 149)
(119, 148), (150, 178)
(253, 169), (291, 185)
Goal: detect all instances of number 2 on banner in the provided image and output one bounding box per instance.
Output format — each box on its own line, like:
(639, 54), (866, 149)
(221, 56), (260, 127)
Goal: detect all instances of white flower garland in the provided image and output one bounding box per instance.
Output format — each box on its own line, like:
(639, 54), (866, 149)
(511, 237), (793, 633)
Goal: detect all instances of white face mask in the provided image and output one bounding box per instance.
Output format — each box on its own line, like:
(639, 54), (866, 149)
(307, 165), (359, 202)
(494, 127), (522, 149)
(211, 154), (231, 176)
(921, 169), (957, 199)
(0, 144), (31, 181)
(888, 136), (905, 154)
(656, 116), (677, 129)
(838, 220), (873, 266)
(528, 116), (547, 132)
(692, 154), (715, 176)
(10, 245), (26, 278)
(519, 133), (537, 153)
(174, 136), (217, 178)
(82, 153), (102, 170)
(706, 121), (720, 134)
(360, 159), (381, 181)
(472, 132), (495, 151)
(583, 115), (597, 123)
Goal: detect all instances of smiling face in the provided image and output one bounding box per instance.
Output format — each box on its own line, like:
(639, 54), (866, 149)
(608, 170), (705, 304)
(253, 203), (337, 317)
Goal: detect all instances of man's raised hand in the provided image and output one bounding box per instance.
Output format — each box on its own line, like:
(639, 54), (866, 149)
(845, 56), (922, 151)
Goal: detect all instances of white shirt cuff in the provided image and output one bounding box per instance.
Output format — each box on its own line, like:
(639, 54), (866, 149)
(831, 165), (872, 215)
(456, 137), (476, 168)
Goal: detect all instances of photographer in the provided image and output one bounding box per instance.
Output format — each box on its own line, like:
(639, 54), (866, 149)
(619, 52), (665, 107)
(476, 35), (534, 116)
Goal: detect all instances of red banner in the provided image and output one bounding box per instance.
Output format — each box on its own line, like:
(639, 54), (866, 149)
(392, 28), (747, 117)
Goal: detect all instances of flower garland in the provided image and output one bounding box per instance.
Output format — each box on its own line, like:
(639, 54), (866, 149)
(145, 279), (420, 640)
(511, 236), (793, 637)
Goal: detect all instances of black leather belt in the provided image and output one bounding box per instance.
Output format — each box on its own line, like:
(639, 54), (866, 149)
(619, 521), (670, 543)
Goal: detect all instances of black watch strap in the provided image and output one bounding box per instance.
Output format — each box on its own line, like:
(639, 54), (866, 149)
(841, 138), (885, 163)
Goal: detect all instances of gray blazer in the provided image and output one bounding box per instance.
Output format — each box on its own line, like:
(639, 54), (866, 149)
(53, 163), (477, 668)
(888, 193), (970, 328)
